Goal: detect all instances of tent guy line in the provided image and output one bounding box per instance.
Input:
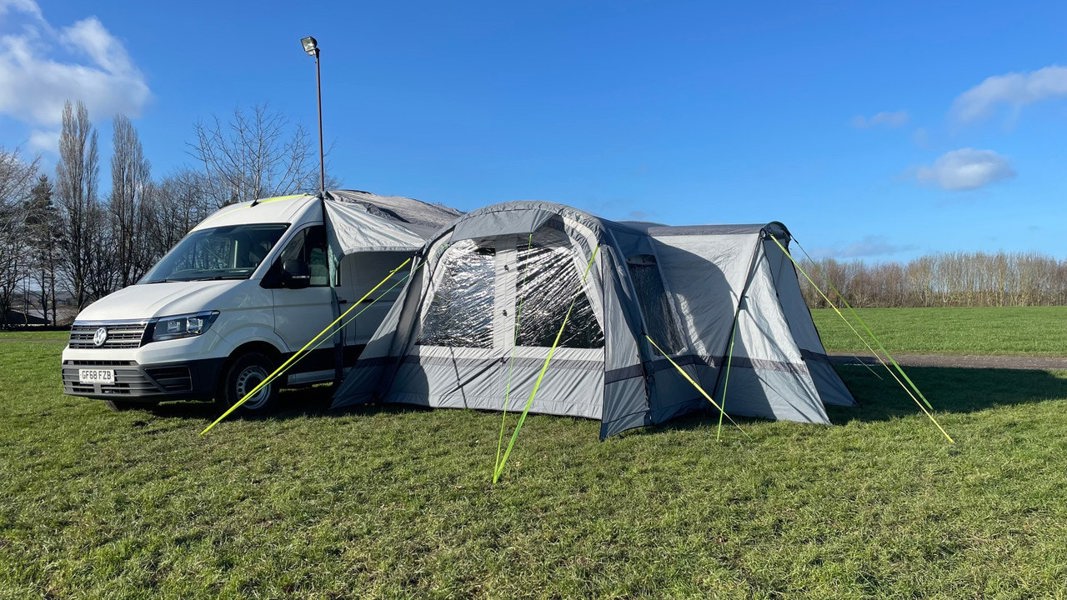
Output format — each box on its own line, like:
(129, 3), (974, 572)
(645, 335), (749, 440)
(200, 256), (415, 435)
(493, 245), (601, 484)
(769, 234), (954, 444)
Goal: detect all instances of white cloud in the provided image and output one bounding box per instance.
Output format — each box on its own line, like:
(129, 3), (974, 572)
(0, 0), (41, 19)
(851, 110), (909, 129)
(915, 148), (1015, 191)
(952, 65), (1067, 123)
(27, 128), (59, 154)
(0, 1), (149, 138)
(837, 236), (915, 258)
(61, 17), (135, 75)
(810, 236), (916, 260)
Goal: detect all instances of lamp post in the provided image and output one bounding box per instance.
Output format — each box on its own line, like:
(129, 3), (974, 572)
(301, 35), (326, 196)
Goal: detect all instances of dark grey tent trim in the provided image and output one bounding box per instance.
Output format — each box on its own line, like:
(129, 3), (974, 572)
(701, 354), (810, 376)
(604, 364), (645, 384)
(647, 354), (812, 376)
(628, 223), (767, 236)
(799, 348), (834, 363)
(604, 352), (817, 385)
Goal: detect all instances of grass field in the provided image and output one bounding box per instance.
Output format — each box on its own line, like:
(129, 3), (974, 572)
(3, 309), (1067, 598)
(812, 305), (1067, 356)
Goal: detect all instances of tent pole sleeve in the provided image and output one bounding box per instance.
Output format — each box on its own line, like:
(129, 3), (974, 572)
(717, 326), (738, 442)
(707, 234), (765, 406)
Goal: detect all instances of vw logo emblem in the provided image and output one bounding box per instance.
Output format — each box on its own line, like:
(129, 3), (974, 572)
(93, 327), (108, 347)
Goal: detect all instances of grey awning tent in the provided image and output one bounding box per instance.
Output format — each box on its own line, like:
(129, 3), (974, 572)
(323, 189), (461, 254)
(333, 201), (854, 438)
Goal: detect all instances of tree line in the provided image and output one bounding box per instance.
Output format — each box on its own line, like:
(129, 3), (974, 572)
(0, 101), (321, 327)
(3, 100), (1063, 327)
(799, 253), (1067, 308)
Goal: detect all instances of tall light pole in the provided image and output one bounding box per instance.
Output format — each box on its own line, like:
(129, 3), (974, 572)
(301, 35), (326, 197)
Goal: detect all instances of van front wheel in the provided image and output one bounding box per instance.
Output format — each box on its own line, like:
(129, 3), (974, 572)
(219, 352), (278, 412)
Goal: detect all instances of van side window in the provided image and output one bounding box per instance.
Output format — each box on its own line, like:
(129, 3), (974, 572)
(277, 225), (329, 286)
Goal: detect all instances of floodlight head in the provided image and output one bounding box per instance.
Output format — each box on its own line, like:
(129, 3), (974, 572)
(301, 36), (318, 56)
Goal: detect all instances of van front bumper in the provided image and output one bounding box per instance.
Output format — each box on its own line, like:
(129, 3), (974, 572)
(61, 358), (224, 401)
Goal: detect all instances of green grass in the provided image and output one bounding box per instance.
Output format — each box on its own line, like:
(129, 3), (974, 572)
(813, 305), (1067, 356)
(4, 321), (1067, 598)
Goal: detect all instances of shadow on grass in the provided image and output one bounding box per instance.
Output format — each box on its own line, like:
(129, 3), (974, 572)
(132, 365), (1067, 434)
(620, 365), (1067, 437)
(142, 385), (434, 424)
(827, 365), (1067, 424)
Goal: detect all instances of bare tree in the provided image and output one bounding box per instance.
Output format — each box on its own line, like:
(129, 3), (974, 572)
(55, 100), (101, 309)
(800, 251), (1067, 309)
(0, 147), (40, 327)
(141, 169), (219, 265)
(25, 175), (62, 325)
(110, 114), (152, 287)
(190, 104), (319, 207)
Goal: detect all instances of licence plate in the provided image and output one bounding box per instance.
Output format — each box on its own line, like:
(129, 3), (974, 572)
(79, 369), (115, 385)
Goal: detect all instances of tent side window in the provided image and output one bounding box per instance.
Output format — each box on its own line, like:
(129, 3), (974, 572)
(418, 243), (496, 348)
(628, 254), (685, 355)
(515, 243), (604, 349)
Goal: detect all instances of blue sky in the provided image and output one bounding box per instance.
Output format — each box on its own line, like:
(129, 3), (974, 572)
(2, 0), (1066, 262)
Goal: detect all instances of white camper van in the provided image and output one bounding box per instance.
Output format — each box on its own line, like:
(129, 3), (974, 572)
(61, 190), (458, 411)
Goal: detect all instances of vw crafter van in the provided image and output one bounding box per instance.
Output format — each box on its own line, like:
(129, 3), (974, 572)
(61, 190), (458, 411)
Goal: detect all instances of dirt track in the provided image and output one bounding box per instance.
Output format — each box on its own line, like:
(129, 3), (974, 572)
(829, 353), (1067, 371)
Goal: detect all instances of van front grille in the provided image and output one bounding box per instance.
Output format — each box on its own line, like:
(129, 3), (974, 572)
(69, 321), (148, 349)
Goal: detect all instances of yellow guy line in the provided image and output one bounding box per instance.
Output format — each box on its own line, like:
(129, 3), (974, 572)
(716, 326), (738, 442)
(200, 257), (413, 435)
(767, 235), (954, 444)
(496, 234), (534, 475)
(493, 245), (600, 484)
(645, 336), (750, 439)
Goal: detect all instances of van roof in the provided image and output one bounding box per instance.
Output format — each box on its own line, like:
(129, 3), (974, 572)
(193, 195), (319, 230)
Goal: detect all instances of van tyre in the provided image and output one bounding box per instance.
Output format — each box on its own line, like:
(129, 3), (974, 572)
(219, 351), (278, 412)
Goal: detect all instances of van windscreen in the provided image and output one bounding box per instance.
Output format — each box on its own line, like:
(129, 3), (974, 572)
(140, 224), (289, 283)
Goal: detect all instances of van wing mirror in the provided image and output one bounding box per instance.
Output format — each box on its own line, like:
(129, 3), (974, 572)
(281, 259), (311, 289)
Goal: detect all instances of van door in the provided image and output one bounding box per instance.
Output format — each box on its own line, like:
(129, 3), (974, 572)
(338, 250), (412, 360)
(269, 224), (338, 379)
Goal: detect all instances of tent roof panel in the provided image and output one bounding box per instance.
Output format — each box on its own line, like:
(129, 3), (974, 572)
(329, 190), (462, 239)
(630, 221), (791, 240)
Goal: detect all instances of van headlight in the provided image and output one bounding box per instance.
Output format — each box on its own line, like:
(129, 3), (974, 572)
(147, 311), (220, 342)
